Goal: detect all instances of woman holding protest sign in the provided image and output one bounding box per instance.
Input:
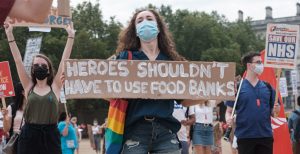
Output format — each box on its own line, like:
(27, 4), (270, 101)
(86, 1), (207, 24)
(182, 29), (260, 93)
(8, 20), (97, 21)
(112, 9), (206, 153)
(5, 23), (75, 154)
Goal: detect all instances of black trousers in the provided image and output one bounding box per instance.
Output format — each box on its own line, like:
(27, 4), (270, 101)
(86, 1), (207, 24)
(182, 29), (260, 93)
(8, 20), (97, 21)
(237, 137), (273, 154)
(17, 123), (62, 154)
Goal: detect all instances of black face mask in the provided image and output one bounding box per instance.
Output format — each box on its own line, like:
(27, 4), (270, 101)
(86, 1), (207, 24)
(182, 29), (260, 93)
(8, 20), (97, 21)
(33, 66), (49, 80)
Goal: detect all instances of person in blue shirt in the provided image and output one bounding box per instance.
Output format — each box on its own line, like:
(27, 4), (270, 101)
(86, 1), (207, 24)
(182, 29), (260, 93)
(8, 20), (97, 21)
(225, 52), (275, 154)
(115, 9), (204, 154)
(288, 96), (300, 154)
(58, 112), (78, 154)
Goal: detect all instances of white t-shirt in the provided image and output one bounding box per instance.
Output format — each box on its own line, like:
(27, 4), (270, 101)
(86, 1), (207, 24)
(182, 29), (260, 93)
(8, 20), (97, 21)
(7, 105), (24, 133)
(172, 101), (195, 141)
(194, 103), (215, 124)
(92, 125), (100, 135)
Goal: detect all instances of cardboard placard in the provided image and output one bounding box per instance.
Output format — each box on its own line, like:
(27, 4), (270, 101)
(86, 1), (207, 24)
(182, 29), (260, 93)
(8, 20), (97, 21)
(264, 23), (299, 69)
(23, 36), (43, 75)
(291, 70), (298, 95)
(64, 59), (236, 100)
(279, 77), (288, 97)
(0, 61), (15, 98)
(5, 8), (72, 28)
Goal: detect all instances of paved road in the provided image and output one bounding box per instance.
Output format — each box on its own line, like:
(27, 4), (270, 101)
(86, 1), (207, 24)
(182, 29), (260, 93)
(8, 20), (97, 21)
(78, 139), (233, 154)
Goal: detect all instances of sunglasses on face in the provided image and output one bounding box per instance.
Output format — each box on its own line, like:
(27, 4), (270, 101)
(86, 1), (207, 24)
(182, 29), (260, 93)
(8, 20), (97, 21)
(33, 63), (48, 69)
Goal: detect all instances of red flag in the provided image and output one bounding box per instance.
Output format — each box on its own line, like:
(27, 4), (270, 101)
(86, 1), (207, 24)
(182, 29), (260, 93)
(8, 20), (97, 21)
(259, 50), (293, 154)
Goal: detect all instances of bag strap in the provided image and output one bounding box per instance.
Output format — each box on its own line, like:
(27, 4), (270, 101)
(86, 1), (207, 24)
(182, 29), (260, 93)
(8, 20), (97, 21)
(19, 114), (24, 131)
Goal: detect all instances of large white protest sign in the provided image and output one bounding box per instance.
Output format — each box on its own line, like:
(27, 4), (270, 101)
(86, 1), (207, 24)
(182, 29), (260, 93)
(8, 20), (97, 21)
(64, 60), (236, 100)
(23, 36), (43, 75)
(279, 77), (288, 97)
(291, 70), (298, 95)
(264, 24), (299, 69)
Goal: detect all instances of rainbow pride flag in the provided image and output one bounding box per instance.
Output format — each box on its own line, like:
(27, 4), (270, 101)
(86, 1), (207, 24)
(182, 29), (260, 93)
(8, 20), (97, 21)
(105, 99), (128, 154)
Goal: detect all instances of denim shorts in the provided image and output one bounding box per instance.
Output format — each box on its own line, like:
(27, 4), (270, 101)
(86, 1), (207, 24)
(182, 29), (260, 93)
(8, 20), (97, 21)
(192, 123), (214, 146)
(122, 119), (181, 154)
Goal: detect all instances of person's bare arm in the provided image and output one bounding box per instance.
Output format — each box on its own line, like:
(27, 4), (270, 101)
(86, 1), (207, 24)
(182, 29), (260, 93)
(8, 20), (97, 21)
(2, 108), (12, 133)
(9, 0), (53, 23)
(62, 117), (70, 136)
(52, 25), (75, 98)
(5, 24), (33, 96)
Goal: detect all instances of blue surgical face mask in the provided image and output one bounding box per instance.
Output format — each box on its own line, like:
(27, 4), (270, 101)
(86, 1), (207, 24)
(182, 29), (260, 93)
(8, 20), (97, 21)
(136, 20), (159, 42)
(253, 63), (264, 75)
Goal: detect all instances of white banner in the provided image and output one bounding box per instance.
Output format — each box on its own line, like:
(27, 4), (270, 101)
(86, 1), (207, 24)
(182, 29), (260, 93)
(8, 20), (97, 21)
(291, 70), (298, 95)
(23, 36), (43, 75)
(279, 77), (288, 97)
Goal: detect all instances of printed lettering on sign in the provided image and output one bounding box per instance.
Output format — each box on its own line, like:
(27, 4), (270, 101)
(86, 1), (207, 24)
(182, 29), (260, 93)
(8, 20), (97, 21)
(265, 24), (299, 69)
(0, 62), (15, 98)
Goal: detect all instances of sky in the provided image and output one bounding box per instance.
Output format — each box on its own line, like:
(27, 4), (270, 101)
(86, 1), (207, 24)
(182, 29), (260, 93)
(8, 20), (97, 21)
(61, 0), (300, 25)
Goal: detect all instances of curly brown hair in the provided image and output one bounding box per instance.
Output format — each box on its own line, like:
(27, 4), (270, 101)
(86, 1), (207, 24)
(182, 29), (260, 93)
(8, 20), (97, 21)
(30, 54), (54, 86)
(116, 9), (185, 61)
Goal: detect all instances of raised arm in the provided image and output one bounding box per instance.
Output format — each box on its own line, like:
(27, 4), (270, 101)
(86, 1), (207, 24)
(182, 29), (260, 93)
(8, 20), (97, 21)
(53, 25), (75, 91)
(9, 0), (53, 23)
(5, 24), (33, 95)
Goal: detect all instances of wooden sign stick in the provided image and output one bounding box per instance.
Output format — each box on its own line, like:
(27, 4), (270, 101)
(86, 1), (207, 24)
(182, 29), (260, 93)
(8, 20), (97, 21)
(1, 97), (6, 109)
(64, 103), (69, 119)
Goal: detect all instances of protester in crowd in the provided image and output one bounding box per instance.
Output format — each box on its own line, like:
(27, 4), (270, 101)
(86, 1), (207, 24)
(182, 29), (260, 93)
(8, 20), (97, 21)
(71, 117), (80, 154)
(213, 101), (226, 154)
(288, 96), (300, 154)
(226, 114), (238, 154)
(0, 0), (53, 25)
(5, 23), (75, 154)
(114, 9), (205, 153)
(58, 112), (78, 154)
(225, 52), (275, 154)
(2, 83), (25, 142)
(212, 106), (223, 154)
(173, 101), (195, 154)
(192, 100), (215, 154)
(92, 120), (102, 154)
(216, 101), (226, 132)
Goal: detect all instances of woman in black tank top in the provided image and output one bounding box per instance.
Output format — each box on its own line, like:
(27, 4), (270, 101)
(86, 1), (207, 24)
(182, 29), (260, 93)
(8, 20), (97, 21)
(5, 23), (75, 154)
